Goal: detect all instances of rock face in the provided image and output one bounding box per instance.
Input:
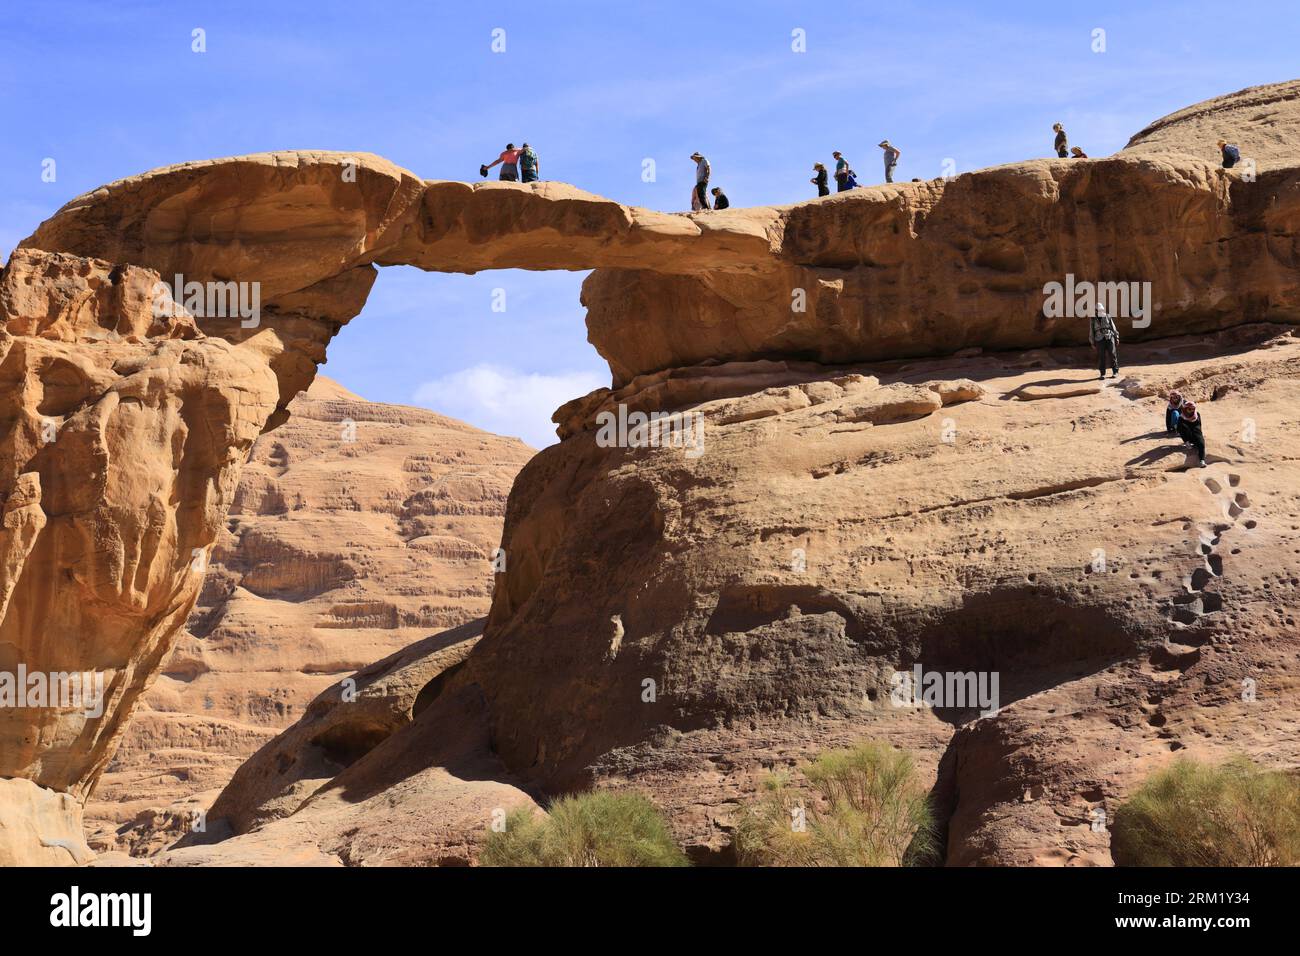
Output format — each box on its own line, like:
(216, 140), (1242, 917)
(0, 247), (280, 861)
(457, 324), (1300, 863)
(82, 377), (530, 855)
(4, 79), (1300, 865)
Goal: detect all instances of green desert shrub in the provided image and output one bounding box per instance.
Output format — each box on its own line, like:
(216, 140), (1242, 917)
(480, 790), (689, 867)
(1111, 756), (1300, 866)
(734, 740), (938, 866)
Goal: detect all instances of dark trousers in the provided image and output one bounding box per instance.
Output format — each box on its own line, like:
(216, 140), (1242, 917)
(1096, 338), (1118, 375)
(835, 175), (849, 192)
(522, 169), (538, 183)
(500, 166), (518, 182)
(1178, 421), (1206, 462)
(695, 181), (710, 208)
(817, 185), (829, 196)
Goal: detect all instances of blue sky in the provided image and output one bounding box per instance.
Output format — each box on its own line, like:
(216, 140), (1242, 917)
(2, 0), (1297, 445)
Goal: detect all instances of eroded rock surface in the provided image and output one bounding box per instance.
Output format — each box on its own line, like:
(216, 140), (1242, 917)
(0, 247), (281, 855)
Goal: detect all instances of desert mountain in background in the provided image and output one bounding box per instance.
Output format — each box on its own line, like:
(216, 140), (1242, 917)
(82, 376), (531, 856)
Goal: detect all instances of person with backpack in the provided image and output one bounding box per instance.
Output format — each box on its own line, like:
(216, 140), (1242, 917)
(832, 151), (851, 191)
(1088, 307), (1120, 379)
(690, 152), (711, 209)
(710, 187), (730, 209)
(879, 141), (901, 183)
(519, 143), (540, 183)
(811, 162), (830, 197)
(1053, 123), (1069, 158)
(482, 143), (523, 181)
(1176, 401), (1207, 467)
(1218, 140), (1241, 169)
(1164, 391), (1183, 435)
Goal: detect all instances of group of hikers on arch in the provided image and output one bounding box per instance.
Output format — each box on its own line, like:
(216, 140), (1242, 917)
(476, 124), (1245, 211)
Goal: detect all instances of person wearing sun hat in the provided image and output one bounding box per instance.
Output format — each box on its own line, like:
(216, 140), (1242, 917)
(811, 162), (830, 197)
(879, 140), (901, 183)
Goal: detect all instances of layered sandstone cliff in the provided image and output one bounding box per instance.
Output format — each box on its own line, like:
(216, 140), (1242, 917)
(81, 378), (530, 856)
(3, 79), (1299, 866)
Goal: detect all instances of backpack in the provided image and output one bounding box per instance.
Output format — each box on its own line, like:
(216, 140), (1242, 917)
(1224, 144), (1241, 164)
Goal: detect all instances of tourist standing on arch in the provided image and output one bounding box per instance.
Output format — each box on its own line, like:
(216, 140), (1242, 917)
(520, 142), (540, 182)
(481, 143), (523, 181)
(691, 152), (711, 209)
(811, 162), (829, 196)
(833, 151), (851, 191)
(879, 140), (900, 183)
(1053, 123), (1069, 157)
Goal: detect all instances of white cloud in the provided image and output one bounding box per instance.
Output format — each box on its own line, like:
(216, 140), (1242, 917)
(413, 363), (607, 449)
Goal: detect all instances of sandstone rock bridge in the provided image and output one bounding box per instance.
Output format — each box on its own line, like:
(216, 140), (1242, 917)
(2, 80), (1300, 864)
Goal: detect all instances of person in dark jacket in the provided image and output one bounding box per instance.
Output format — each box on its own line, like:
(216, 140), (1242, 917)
(811, 162), (829, 196)
(1218, 139), (1241, 169)
(1176, 400), (1207, 467)
(1088, 308), (1120, 379)
(1053, 123), (1069, 158)
(710, 187), (730, 209)
(1070, 146), (1089, 159)
(1164, 391), (1183, 435)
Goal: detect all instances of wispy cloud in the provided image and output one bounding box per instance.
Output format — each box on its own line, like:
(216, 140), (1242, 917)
(412, 363), (606, 447)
